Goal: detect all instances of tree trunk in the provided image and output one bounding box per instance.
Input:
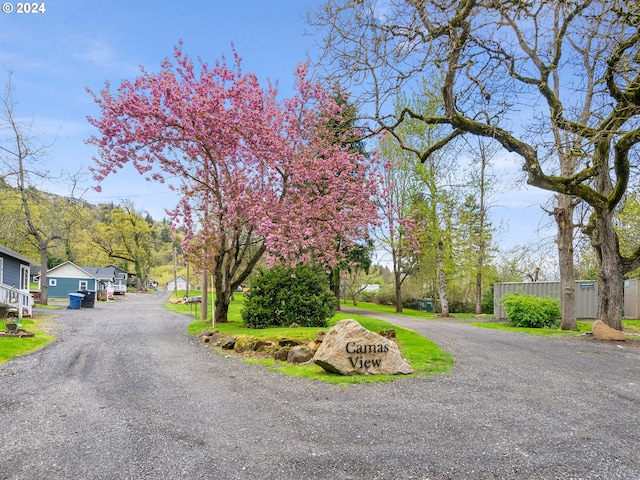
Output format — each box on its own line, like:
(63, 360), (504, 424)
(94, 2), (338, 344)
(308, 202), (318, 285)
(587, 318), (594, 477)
(214, 286), (231, 324)
(590, 210), (624, 331)
(201, 269), (208, 322)
(330, 268), (341, 311)
(38, 248), (48, 305)
(213, 255), (230, 324)
(394, 270), (403, 313)
(555, 197), (577, 330)
(437, 239), (450, 317)
(475, 271), (482, 315)
(391, 249), (403, 313)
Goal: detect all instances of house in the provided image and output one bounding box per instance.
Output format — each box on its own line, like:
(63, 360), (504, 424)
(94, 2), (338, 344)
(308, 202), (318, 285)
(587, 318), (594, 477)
(166, 276), (189, 292)
(80, 265), (129, 295)
(0, 245), (38, 318)
(46, 261), (101, 299)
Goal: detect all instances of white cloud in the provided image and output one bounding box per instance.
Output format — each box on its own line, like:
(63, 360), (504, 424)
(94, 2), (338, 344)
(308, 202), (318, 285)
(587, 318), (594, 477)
(62, 36), (140, 77)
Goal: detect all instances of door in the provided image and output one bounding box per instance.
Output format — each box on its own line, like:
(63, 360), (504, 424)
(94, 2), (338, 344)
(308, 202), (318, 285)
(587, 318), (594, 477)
(20, 265), (29, 291)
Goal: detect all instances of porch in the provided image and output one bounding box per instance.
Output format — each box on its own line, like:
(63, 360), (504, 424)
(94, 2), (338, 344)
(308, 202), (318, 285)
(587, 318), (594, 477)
(0, 283), (33, 319)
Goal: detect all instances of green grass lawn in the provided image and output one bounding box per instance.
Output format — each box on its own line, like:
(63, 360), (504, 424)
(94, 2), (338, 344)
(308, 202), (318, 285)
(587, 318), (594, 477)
(165, 292), (454, 385)
(471, 319), (640, 338)
(0, 317), (55, 364)
(337, 300), (475, 319)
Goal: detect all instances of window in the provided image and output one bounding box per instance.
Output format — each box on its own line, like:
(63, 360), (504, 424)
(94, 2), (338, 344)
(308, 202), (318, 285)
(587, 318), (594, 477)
(0, 257), (3, 284)
(49, 278), (57, 286)
(79, 280), (88, 290)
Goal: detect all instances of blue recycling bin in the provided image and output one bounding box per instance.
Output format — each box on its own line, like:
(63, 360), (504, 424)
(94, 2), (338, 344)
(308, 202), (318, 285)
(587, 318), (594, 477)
(68, 293), (85, 310)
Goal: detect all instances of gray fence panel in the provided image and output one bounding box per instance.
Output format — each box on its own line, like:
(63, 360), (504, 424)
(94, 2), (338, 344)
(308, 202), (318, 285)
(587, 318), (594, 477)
(494, 281), (598, 320)
(624, 278), (640, 320)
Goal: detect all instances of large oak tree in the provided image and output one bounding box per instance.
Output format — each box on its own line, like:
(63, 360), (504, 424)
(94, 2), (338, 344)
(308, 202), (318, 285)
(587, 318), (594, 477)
(310, 0), (639, 329)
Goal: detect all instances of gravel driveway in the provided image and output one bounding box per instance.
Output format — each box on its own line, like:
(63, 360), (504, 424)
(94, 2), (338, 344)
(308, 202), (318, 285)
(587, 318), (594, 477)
(1, 293), (639, 479)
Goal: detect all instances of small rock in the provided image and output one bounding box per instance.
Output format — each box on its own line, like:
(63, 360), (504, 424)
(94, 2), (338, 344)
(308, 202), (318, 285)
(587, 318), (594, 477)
(287, 345), (314, 364)
(252, 340), (273, 352)
(378, 329), (396, 340)
(274, 347), (289, 361)
(220, 337), (237, 350)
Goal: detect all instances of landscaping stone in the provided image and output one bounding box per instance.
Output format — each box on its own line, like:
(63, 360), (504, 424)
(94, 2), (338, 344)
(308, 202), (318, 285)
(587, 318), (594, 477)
(0, 329), (34, 338)
(220, 336), (237, 350)
(273, 347), (289, 361)
(592, 320), (626, 341)
(287, 345), (314, 364)
(378, 329), (397, 340)
(313, 319), (414, 375)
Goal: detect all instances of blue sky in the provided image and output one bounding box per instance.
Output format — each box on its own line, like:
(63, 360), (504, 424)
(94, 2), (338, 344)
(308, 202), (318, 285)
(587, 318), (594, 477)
(0, 0), (554, 253)
(0, 0), (318, 216)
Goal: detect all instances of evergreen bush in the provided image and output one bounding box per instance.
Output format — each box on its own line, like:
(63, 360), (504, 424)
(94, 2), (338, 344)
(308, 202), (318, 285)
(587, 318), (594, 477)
(242, 264), (336, 328)
(481, 286), (494, 314)
(500, 291), (560, 328)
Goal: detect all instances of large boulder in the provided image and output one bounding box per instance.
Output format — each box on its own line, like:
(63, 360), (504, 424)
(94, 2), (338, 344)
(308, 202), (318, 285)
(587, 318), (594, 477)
(313, 319), (414, 375)
(592, 320), (626, 341)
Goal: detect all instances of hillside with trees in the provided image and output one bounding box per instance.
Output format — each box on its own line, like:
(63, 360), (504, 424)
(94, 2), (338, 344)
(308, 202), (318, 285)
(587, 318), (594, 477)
(0, 181), (184, 290)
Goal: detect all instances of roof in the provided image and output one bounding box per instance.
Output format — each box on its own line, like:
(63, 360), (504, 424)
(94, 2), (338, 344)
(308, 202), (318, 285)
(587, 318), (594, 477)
(46, 262), (130, 282)
(80, 266), (126, 281)
(104, 264), (132, 275)
(0, 245), (39, 266)
(47, 261), (99, 279)
(167, 276), (186, 285)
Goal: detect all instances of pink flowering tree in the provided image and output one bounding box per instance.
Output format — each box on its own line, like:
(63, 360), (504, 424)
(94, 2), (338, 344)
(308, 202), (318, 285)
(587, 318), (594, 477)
(87, 43), (379, 323)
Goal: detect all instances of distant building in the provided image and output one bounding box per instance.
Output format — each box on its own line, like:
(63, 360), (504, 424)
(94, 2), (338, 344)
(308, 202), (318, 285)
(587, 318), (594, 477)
(362, 284), (381, 292)
(166, 276), (189, 291)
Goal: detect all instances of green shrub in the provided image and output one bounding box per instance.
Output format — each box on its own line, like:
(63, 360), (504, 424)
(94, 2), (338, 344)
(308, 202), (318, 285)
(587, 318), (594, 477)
(447, 300), (475, 314)
(500, 291), (560, 328)
(242, 264), (336, 329)
(481, 286), (494, 314)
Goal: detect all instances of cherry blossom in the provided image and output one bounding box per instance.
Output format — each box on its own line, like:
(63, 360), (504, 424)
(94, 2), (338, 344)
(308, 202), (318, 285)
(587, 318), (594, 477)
(86, 44), (380, 322)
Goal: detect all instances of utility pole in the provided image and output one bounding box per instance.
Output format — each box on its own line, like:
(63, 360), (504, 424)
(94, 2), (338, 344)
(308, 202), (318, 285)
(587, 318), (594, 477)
(172, 246), (178, 297)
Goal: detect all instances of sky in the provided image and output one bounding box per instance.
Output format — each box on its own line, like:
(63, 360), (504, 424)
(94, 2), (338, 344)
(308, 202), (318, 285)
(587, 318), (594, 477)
(0, 0), (557, 256)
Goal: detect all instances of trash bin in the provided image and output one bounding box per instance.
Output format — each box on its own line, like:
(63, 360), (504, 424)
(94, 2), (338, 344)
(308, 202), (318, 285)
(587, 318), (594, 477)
(77, 290), (96, 308)
(417, 299), (434, 312)
(68, 293), (84, 310)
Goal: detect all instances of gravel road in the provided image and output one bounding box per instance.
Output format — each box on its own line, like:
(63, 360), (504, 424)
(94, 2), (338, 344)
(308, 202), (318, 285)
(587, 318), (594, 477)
(1, 293), (639, 479)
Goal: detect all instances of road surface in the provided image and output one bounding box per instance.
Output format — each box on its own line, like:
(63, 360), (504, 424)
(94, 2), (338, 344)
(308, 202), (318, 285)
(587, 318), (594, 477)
(1, 293), (639, 479)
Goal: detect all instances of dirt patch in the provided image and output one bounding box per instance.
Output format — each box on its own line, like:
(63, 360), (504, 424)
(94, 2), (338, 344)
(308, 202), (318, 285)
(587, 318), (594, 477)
(571, 332), (640, 348)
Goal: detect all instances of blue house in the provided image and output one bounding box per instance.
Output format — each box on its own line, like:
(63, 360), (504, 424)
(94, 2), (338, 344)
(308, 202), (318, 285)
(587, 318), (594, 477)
(0, 245), (38, 318)
(80, 265), (129, 295)
(46, 262), (130, 300)
(46, 261), (100, 299)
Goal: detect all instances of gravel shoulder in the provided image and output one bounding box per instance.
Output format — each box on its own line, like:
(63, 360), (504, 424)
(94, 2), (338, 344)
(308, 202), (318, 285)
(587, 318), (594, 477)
(1, 294), (639, 479)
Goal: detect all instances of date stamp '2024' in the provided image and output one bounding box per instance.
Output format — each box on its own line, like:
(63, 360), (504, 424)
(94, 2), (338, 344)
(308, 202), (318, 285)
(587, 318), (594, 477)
(2, 2), (46, 14)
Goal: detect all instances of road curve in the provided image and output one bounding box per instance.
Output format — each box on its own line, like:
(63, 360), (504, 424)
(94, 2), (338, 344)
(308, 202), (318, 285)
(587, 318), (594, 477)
(0, 294), (638, 479)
